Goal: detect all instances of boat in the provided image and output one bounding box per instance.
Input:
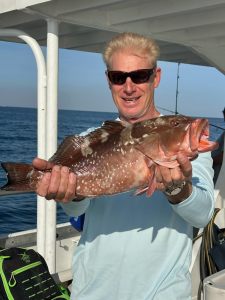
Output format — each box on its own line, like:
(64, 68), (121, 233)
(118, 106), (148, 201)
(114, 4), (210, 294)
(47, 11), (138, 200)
(1, 1), (225, 299)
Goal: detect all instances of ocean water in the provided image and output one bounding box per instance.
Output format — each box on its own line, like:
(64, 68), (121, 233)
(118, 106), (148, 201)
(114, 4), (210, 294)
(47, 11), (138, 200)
(0, 106), (224, 235)
(0, 107), (117, 235)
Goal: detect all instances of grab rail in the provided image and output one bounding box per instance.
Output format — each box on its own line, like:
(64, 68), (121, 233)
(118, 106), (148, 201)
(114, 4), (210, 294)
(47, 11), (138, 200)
(0, 29), (47, 260)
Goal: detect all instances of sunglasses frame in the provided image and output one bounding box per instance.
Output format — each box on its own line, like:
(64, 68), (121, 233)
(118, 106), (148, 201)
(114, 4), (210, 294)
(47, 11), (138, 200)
(107, 68), (156, 85)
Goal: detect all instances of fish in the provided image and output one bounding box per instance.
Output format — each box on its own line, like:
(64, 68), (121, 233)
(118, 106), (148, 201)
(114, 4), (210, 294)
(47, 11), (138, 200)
(0, 115), (218, 198)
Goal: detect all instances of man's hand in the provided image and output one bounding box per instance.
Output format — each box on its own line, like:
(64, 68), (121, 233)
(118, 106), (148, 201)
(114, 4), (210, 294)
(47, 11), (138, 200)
(155, 154), (193, 204)
(32, 157), (77, 203)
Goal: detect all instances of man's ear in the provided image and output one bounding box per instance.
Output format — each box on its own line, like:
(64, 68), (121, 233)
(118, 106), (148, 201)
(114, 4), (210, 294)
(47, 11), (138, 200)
(153, 67), (161, 88)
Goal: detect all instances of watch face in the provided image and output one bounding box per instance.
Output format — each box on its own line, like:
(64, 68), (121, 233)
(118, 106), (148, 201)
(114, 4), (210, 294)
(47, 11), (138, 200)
(165, 182), (185, 196)
(170, 187), (182, 196)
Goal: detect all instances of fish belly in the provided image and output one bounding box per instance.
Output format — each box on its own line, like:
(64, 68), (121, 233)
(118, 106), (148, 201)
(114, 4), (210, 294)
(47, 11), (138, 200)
(75, 151), (150, 197)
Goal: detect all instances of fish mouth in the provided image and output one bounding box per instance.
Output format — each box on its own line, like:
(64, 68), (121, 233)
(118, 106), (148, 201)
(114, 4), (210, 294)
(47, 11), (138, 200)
(191, 118), (218, 152)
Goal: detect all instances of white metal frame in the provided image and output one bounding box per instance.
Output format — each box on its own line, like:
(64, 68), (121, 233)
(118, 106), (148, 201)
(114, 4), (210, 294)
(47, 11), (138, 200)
(45, 19), (59, 273)
(0, 20), (59, 273)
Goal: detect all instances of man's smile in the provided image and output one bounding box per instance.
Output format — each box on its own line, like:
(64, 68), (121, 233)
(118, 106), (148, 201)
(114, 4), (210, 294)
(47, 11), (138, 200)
(122, 96), (140, 102)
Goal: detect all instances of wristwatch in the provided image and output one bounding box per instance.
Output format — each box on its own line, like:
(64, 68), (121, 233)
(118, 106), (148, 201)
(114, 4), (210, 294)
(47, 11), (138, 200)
(164, 181), (186, 196)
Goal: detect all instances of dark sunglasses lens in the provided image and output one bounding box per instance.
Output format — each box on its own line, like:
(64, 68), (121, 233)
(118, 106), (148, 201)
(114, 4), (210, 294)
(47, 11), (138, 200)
(108, 69), (154, 85)
(131, 70), (151, 83)
(108, 72), (126, 85)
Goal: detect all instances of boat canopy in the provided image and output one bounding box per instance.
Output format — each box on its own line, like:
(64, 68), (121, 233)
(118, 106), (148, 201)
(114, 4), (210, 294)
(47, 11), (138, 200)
(1, 0), (225, 74)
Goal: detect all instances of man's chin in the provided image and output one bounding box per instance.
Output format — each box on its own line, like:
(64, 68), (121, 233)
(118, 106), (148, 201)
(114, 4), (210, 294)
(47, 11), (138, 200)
(119, 113), (143, 124)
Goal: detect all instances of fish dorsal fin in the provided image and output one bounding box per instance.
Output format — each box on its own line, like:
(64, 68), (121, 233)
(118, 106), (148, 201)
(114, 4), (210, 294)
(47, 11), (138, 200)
(102, 120), (126, 131)
(49, 135), (85, 166)
(49, 121), (126, 166)
(82, 120), (126, 145)
(86, 120), (126, 141)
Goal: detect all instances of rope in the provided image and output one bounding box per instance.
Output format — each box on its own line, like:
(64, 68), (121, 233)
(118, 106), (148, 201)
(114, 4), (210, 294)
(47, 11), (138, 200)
(196, 208), (221, 298)
(156, 106), (225, 131)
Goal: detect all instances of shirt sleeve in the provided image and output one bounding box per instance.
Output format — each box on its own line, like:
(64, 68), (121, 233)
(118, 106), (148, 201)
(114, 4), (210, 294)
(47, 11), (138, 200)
(170, 152), (215, 228)
(61, 198), (91, 217)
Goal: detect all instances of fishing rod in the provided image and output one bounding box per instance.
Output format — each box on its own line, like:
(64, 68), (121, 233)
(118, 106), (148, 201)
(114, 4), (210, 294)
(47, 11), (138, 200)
(156, 105), (225, 131)
(209, 123), (225, 131)
(175, 63), (180, 115)
(157, 62), (225, 131)
(156, 106), (176, 114)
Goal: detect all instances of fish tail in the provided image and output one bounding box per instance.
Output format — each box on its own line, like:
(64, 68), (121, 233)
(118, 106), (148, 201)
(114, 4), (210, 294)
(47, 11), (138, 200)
(0, 162), (35, 194)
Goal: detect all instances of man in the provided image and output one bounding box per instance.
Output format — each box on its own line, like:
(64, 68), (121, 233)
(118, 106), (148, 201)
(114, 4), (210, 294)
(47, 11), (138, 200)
(33, 32), (214, 299)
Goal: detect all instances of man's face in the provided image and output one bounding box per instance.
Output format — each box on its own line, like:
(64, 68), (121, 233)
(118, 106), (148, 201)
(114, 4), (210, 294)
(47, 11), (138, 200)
(106, 50), (161, 123)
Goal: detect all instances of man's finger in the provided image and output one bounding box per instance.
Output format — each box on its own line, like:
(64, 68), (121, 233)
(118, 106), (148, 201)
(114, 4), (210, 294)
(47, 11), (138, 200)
(36, 172), (51, 197)
(158, 165), (172, 185)
(47, 165), (61, 195)
(56, 167), (70, 200)
(32, 157), (54, 170)
(62, 172), (77, 203)
(177, 154), (192, 178)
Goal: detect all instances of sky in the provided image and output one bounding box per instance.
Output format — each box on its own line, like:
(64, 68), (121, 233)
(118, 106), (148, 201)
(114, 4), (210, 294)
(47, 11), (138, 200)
(0, 40), (225, 118)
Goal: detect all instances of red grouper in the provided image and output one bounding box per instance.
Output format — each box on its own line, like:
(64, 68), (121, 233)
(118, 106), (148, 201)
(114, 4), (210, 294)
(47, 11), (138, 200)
(0, 115), (218, 198)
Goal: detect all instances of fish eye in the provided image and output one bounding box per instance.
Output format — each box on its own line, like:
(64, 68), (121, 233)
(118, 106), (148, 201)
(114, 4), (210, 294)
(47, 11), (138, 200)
(171, 120), (180, 127)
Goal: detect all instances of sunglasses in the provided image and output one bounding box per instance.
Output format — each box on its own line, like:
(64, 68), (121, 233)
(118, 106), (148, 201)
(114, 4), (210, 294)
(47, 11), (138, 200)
(107, 68), (155, 85)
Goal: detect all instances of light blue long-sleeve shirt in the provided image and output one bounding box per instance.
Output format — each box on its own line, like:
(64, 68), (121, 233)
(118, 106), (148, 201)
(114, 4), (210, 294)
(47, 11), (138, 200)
(62, 151), (214, 300)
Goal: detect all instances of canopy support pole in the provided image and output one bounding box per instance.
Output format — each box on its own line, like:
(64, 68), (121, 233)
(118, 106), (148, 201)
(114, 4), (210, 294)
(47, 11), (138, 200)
(45, 19), (59, 274)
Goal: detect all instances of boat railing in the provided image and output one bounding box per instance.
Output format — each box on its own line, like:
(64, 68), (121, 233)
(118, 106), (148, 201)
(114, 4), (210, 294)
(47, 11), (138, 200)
(0, 21), (60, 274)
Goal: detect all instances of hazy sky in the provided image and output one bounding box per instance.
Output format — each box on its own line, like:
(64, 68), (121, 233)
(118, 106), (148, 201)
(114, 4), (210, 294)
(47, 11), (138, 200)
(0, 40), (225, 118)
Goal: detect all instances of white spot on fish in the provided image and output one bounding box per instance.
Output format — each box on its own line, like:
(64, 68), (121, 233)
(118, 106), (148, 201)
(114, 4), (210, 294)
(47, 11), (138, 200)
(124, 140), (134, 146)
(157, 118), (165, 125)
(81, 138), (93, 157)
(121, 126), (135, 145)
(101, 130), (109, 143)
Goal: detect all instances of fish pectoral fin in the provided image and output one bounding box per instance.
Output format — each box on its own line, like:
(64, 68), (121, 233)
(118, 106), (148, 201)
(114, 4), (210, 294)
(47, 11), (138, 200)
(134, 186), (148, 196)
(136, 183), (156, 197)
(146, 183), (157, 197)
(146, 165), (157, 197)
(134, 164), (156, 197)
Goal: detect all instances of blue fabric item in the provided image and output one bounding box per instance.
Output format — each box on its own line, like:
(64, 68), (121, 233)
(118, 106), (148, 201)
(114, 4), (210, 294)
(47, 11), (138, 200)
(61, 128), (215, 300)
(70, 214), (85, 232)
(211, 132), (224, 183)
(211, 132), (224, 158)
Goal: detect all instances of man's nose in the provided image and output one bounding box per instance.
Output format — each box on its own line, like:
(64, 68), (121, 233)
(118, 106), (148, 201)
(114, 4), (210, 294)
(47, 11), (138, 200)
(123, 77), (136, 93)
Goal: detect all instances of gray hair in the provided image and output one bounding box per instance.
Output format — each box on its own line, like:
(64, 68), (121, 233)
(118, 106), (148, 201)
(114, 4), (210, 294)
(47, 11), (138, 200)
(103, 32), (160, 69)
